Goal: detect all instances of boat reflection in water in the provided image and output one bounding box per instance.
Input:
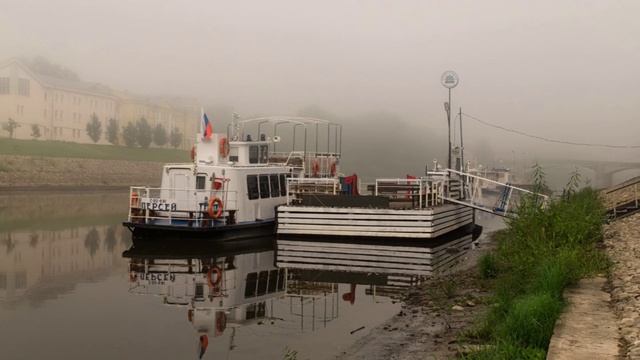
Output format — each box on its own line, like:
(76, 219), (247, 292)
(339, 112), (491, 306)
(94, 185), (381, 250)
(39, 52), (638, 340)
(123, 230), (481, 359)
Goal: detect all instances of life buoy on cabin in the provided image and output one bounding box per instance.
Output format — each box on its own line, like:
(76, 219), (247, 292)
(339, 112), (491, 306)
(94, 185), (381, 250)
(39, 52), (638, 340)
(311, 159), (320, 177)
(129, 271), (137, 282)
(207, 266), (222, 289)
(190, 145), (196, 162)
(212, 178), (224, 190)
(330, 160), (337, 177)
(207, 197), (224, 219)
(219, 137), (230, 158)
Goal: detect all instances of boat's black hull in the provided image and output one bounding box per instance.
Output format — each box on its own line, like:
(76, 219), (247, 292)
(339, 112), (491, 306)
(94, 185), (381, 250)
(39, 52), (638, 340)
(122, 220), (276, 242)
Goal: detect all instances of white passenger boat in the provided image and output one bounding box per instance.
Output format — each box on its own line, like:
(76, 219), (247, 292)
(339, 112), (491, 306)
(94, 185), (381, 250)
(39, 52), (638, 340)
(123, 115), (342, 242)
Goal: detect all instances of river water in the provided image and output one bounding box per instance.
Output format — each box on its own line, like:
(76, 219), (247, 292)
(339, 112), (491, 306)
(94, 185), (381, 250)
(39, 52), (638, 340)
(0, 191), (502, 360)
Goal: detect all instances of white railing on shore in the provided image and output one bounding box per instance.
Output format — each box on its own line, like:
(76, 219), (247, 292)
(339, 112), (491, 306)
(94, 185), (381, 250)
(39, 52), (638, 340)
(440, 168), (549, 217)
(128, 186), (239, 226)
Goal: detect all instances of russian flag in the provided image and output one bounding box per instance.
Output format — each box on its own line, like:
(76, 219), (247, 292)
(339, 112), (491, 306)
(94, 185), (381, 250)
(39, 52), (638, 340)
(202, 112), (213, 140)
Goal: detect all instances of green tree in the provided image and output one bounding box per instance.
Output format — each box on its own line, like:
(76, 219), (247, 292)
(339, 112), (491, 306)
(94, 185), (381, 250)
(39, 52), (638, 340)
(30, 124), (41, 139)
(169, 127), (183, 148)
(152, 123), (168, 147)
(2, 118), (20, 138)
(122, 122), (137, 147)
(106, 118), (119, 145)
(86, 113), (102, 143)
(135, 118), (152, 148)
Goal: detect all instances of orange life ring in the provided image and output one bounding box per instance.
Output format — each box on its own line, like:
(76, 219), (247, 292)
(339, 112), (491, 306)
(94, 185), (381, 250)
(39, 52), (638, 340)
(207, 197), (224, 219)
(311, 159), (320, 177)
(130, 193), (140, 208)
(215, 311), (227, 335)
(330, 161), (337, 177)
(219, 137), (230, 158)
(190, 145), (196, 161)
(207, 266), (222, 288)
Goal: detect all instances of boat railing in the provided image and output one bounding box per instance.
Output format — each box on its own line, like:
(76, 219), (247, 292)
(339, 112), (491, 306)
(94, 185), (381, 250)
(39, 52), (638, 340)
(373, 178), (446, 209)
(128, 186), (240, 226)
(269, 151), (341, 177)
(286, 177), (341, 205)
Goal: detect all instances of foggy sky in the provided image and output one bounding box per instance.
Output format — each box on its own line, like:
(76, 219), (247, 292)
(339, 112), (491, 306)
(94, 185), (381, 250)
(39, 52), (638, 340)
(1, 0), (639, 164)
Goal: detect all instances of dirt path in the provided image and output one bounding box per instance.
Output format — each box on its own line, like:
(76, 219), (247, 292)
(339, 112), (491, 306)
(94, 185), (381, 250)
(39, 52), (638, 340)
(604, 213), (640, 359)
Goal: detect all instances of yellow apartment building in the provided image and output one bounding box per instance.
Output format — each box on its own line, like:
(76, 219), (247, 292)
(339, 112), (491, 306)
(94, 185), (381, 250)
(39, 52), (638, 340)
(0, 58), (198, 150)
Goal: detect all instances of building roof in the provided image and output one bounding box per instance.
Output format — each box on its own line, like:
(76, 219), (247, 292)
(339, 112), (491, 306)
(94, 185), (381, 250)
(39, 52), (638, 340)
(0, 58), (115, 98)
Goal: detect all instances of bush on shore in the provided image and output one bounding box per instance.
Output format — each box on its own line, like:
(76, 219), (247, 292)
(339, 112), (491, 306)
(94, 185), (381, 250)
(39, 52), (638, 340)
(465, 168), (608, 359)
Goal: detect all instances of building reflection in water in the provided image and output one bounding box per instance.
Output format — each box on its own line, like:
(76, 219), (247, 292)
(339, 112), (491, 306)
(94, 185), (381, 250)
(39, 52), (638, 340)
(0, 191), (130, 308)
(0, 225), (130, 307)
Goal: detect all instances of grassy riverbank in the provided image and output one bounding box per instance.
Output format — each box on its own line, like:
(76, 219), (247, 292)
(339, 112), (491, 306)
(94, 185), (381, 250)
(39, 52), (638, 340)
(0, 138), (188, 162)
(464, 186), (608, 358)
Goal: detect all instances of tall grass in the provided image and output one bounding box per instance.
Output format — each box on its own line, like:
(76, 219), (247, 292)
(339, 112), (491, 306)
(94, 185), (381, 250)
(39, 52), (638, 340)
(465, 166), (607, 359)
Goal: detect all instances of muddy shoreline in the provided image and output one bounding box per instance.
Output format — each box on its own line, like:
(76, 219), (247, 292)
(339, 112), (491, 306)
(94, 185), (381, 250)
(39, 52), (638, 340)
(336, 229), (500, 360)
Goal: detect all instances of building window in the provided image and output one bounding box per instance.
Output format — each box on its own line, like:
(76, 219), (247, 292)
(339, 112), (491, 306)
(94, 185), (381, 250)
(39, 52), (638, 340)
(18, 79), (30, 96)
(259, 175), (270, 199)
(0, 77), (9, 94)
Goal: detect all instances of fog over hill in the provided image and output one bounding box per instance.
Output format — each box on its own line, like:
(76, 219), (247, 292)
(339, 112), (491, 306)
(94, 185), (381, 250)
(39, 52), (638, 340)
(2, 0), (640, 184)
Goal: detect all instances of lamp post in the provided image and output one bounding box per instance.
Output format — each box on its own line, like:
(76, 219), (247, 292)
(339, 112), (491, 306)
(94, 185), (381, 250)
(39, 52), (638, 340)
(441, 71), (459, 169)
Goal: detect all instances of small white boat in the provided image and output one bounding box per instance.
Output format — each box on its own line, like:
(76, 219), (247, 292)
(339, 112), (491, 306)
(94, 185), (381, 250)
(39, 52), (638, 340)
(123, 115), (342, 242)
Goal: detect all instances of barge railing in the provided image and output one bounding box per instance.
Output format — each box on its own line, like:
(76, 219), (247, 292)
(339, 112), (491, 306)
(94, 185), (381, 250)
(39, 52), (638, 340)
(286, 178), (340, 205)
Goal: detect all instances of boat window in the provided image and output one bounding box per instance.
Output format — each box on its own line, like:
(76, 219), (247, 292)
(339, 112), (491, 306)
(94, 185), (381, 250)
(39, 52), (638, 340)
(247, 175), (259, 200)
(259, 145), (269, 163)
(279, 174), (287, 196)
(259, 175), (270, 199)
(267, 269), (278, 293)
(277, 269), (285, 291)
(246, 303), (257, 320)
(229, 147), (239, 162)
(245, 272), (257, 298)
(195, 283), (204, 299)
(256, 271), (268, 296)
(249, 145), (259, 164)
(257, 302), (266, 318)
(269, 174), (279, 197)
(195, 174), (206, 190)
